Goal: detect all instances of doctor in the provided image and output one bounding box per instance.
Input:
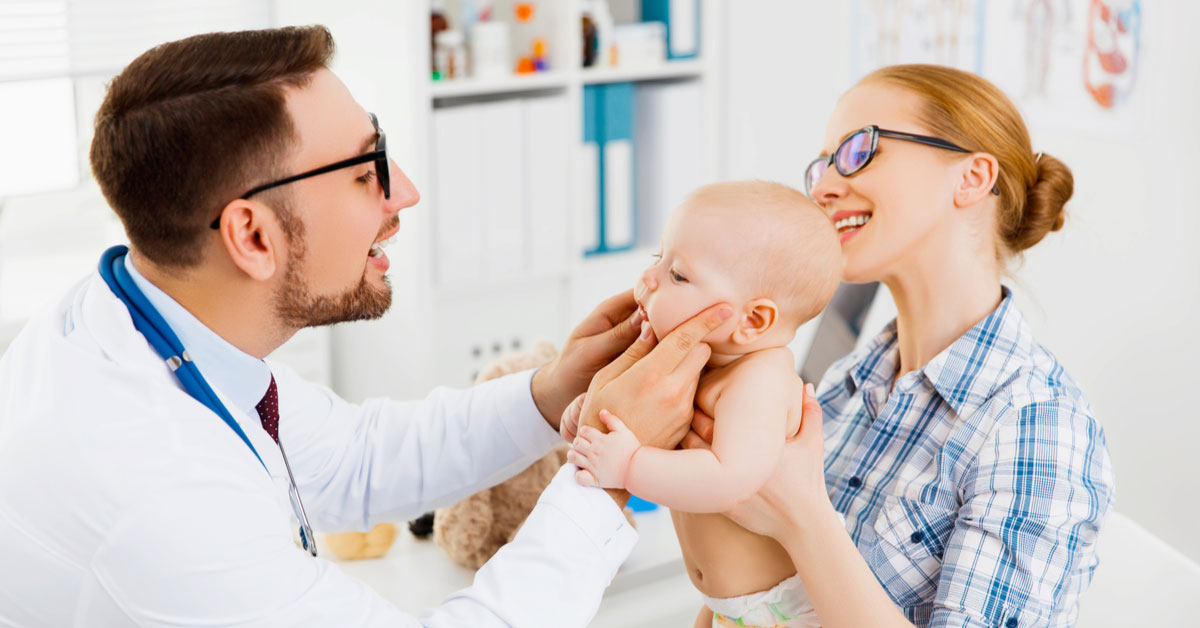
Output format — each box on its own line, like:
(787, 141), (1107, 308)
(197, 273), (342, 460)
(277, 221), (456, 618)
(0, 26), (732, 626)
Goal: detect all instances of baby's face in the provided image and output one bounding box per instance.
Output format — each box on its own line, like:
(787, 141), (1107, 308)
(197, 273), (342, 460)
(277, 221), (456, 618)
(634, 207), (745, 342)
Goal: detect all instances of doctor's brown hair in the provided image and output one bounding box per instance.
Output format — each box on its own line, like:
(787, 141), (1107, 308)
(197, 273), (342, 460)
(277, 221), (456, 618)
(90, 26), (335, 268)
(860, 64), (1074, 258)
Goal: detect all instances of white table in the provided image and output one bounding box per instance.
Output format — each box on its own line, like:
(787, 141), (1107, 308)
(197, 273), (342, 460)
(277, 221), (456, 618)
(322, 507), (702, 626)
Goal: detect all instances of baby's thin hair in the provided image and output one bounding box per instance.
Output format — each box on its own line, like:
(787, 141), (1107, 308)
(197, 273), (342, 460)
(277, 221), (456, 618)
(683, 181), (842, 330)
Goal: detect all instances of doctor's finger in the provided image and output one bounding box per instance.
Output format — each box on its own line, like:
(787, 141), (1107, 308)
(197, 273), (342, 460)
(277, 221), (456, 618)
(646, 304), (731, 372)
(593, 321), (658, 385)
(670, 342), (712, 379)
(570, 290), (637, 340)
(586, 307), (645, 367)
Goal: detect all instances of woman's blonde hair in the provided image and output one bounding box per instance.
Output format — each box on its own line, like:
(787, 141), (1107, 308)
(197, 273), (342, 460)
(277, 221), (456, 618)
(860, 64), (1073, 257)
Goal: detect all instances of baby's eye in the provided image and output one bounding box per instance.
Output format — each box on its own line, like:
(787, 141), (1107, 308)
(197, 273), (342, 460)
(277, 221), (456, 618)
(649, 252), (663, 262)
(669, 268), (688, 283)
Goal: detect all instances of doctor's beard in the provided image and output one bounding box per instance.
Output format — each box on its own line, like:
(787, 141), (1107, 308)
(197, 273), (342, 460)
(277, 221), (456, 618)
(272, 216), (392, 328)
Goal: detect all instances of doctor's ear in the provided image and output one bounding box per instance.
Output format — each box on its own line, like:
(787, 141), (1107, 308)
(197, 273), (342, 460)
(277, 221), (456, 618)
(731, 298), (779, 345)
(214, 199), (285, 281)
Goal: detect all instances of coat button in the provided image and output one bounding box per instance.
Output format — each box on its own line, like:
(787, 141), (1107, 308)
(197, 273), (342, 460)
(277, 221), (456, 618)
(1006, 618), (1019, 628)
(910, 531), (924, 543)
(848, 476), (862, 488)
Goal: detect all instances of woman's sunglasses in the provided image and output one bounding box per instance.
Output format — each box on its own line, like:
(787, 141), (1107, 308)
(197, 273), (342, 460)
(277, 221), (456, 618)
(804, 125), (999, 199)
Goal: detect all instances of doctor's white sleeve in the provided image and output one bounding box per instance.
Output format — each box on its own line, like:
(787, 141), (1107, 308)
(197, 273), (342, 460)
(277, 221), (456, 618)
(420, 464), (638, 626)
(86, 455), (636, 627)
(270, 364), (564, 531)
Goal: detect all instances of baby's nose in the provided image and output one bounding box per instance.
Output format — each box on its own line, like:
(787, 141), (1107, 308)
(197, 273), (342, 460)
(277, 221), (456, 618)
(639, 267), (658, 291)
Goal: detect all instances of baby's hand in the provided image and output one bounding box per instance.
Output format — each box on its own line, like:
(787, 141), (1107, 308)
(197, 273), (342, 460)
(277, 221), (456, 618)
(567, 410), (641, 488)
(559, 393), (586, 443)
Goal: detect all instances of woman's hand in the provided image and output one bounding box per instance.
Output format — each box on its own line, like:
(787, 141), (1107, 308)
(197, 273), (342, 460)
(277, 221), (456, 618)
(683, 382), (831, 540)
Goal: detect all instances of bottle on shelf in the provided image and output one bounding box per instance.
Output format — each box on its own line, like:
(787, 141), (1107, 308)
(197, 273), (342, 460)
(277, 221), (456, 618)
(469, 20), (510, 79)
(433, 29), (467, 80)
(430, 0), (448, 80)
(580, 0), (614, 68)
(581, 3), (598, 67)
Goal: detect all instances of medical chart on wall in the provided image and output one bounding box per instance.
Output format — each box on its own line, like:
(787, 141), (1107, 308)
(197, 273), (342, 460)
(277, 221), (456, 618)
(850, 0), (989, 79)
(985, 0), (1144, 135)
(850, 0), (1146, 136)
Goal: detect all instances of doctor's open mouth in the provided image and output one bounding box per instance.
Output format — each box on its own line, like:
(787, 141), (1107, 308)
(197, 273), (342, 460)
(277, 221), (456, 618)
(369, 219), (401, 259)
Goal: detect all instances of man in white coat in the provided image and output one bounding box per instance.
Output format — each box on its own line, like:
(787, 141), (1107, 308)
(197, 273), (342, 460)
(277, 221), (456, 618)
(0, 26), (734, 626)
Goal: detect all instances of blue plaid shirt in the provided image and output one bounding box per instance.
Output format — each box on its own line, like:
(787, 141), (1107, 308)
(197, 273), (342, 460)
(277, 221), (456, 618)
(818, 288), (1114, 628)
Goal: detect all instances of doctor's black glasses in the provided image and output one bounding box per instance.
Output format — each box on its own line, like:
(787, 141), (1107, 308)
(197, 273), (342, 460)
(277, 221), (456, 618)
(804, 125), (1000, 198)
(210, 112), (391, 229)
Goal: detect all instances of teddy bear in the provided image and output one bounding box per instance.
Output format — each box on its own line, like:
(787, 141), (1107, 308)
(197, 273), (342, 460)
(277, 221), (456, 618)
(322, 342), (557, 562)
(433, 339), (571, 569)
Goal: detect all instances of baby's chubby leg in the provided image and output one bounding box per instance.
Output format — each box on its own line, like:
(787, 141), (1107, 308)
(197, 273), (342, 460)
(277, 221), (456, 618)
(693, 604), (714, 628)
(566, 410), (641, 488)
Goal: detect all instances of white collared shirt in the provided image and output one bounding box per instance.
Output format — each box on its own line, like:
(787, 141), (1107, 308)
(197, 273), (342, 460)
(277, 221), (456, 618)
(0, 267), (637, 626)
(124, 254), (272, 419)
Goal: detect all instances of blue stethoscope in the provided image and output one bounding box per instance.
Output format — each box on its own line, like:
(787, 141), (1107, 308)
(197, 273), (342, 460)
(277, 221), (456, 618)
(98, 245), (317, 556)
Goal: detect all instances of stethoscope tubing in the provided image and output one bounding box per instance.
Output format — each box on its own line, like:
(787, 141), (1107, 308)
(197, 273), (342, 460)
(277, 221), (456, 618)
(98, 245), (317, 556)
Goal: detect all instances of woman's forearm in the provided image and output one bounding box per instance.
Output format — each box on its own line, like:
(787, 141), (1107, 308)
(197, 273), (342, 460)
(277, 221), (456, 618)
(781, 504), (915, 628)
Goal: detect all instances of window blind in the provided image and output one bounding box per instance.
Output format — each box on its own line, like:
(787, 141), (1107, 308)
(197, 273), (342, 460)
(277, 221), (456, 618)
(0, 0), (271, 82)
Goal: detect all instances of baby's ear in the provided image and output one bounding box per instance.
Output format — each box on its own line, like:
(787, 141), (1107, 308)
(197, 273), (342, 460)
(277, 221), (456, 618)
(731, 298), (778, 345)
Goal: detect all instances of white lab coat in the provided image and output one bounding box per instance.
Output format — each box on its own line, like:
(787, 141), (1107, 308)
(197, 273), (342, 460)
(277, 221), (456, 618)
(0, 273), (637, 627)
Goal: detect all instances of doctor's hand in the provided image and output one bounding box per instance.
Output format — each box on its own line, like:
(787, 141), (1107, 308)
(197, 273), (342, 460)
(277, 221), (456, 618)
(577, 303), (732, 451)
(532, 290), (643, 433)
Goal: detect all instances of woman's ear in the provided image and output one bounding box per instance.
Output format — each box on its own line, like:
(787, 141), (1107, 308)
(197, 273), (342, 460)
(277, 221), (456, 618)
(731, 298), (779, 345)
(954, 152), (1000, 208)
(216, 198), (283, 282)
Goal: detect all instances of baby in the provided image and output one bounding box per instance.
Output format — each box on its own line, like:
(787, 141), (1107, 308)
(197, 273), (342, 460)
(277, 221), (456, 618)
(566, 181), (841, 628)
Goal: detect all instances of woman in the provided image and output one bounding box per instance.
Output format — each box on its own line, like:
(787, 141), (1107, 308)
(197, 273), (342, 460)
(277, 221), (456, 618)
(687, 64), (1114, 627)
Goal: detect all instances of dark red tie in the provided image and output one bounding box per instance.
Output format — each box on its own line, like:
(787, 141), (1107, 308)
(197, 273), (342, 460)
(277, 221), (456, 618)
(255, 375), (280, 444)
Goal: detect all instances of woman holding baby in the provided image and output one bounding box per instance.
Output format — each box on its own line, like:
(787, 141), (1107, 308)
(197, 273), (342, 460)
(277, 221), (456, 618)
(588, 64), (1113, 627)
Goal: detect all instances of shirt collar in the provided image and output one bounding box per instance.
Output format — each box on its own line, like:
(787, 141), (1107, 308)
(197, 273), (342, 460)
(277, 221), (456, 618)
(124, 255), (272, 415)
(919, 286), (1032, 415)
(845, 286), (1033, 417)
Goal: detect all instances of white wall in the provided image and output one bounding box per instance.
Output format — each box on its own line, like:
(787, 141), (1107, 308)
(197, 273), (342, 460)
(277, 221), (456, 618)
(721, 1), (1200, 561)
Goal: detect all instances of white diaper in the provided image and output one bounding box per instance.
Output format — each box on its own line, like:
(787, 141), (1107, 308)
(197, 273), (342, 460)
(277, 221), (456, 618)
(703, 572), (821, 628)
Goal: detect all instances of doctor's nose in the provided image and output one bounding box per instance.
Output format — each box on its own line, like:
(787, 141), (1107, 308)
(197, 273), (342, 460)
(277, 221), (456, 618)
(385, 160), (420, 216)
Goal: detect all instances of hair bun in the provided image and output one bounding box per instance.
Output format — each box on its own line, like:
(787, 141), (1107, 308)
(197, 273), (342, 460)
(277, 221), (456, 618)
(1013, 152), (1073, 252)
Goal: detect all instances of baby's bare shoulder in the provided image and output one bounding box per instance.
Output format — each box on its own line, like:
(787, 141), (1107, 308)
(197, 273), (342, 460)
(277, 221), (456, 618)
(734, 346), (796, 375)
(706, 348), (797, 398)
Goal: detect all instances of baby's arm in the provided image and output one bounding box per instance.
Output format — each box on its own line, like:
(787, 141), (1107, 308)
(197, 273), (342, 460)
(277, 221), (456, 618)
(571, 356), (792, 513)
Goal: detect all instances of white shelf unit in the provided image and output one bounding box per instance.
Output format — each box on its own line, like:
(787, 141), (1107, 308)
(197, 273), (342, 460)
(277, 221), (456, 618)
(425, 0), (724, 390)
(428, 70), (570, 99)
